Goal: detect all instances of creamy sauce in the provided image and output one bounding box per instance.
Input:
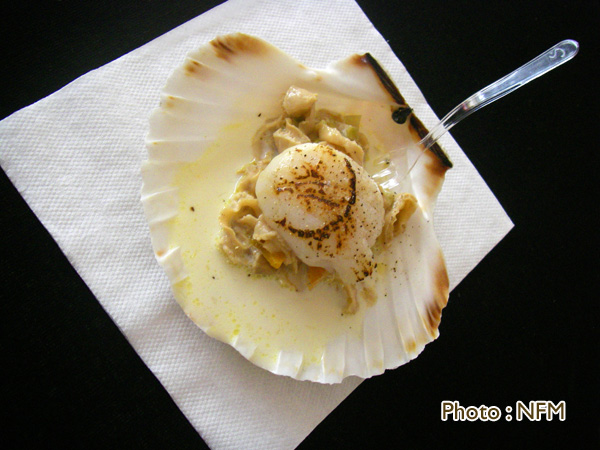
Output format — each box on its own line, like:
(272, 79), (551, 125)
(168, 121), (367, 369)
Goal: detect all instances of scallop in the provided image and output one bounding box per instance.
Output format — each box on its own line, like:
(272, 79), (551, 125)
(141, 33), (452, 383)
(256, 143), (384, 296)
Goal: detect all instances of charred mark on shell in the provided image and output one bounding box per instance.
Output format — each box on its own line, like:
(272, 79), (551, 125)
(183, 59), (203, 76)
(392, 106), (413, 124)
(409, 114), (453, 168)
(210, 33), (268, 60)
(353, 52), (452, 169)
(356, 53), (405, 105)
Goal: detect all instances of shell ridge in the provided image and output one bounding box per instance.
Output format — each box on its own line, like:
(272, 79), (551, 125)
(159, 247), (189, 284)
(184, 54), (279, 93)
(140, 185), (178, 203)
(146, 140), (213, 163)
(372, 305), (388, 376)
(147, 109), (217, 141)
(229, 332), (258, 361)
(406, 215), (447, 340)
(141, 187), (179, 225)
(320, 334), (347, 383)
(361, 310), (384, 378)
(382, 264), (409, 367)
(339, 332), (348, 381)
(401, 236), (435, 342)
(140, 160), (181, 195)
(146, 213), (178, 226)
(391, 242), (426, 357)
(158, 93), (260, 116)
(273, 349), (304, 379)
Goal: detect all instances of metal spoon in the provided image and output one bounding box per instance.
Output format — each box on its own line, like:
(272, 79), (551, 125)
(375, 39), (579, 190)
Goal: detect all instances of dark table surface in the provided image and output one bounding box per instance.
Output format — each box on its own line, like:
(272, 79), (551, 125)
(1, 1), (597, 449)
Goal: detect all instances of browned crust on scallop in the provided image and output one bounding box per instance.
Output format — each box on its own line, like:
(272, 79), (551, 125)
(273, 147), (359, 253)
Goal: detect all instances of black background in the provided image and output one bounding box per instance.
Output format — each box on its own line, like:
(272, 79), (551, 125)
(1, 1), (597, 449)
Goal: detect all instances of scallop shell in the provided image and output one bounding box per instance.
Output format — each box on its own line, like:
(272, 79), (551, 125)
(141, 33), (451, 383)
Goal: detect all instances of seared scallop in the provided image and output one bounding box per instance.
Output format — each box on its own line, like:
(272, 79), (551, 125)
(256, 143), (384, 288)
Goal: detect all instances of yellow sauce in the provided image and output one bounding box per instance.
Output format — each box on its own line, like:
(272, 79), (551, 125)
(167, 120), (366, 370)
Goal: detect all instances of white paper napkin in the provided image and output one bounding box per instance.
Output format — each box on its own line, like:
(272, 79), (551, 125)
(0, 0), (513, 448)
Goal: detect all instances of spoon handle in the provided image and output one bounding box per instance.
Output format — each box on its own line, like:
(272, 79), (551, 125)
(420, 39), (579, 150)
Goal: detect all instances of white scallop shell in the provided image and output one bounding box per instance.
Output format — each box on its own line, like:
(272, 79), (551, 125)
(141, 33), (451, 383)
